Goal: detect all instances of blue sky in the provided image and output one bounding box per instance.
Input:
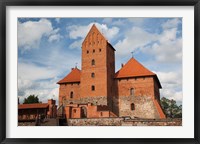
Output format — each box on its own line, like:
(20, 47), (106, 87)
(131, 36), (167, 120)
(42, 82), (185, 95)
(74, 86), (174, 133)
(18, 18), (182, 105)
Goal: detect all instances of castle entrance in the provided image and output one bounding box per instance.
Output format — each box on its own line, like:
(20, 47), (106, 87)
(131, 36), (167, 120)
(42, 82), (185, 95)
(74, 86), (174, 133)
(81, 106), (87, 118)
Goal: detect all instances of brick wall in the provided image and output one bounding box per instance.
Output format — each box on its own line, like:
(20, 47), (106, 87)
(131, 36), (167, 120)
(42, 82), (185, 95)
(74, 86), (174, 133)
(116, 77), (164, 119)
(59, 83), (80, 106)
(117, 77), (155, 98)
(63, 96), (107, 105)
(81, 25), (108, 100)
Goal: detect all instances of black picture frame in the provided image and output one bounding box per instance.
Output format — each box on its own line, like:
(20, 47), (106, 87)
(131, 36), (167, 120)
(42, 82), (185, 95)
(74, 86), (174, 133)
(0, 0), (200, 144)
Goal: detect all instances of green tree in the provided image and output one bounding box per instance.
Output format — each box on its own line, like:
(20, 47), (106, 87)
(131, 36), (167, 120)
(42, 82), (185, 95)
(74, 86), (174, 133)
(23, 95), (39, 104)
(160, 97), (182, 118)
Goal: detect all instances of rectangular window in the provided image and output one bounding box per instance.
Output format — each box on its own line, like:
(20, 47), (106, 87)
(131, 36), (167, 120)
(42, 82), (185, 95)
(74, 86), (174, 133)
(92, 85), (95, 91)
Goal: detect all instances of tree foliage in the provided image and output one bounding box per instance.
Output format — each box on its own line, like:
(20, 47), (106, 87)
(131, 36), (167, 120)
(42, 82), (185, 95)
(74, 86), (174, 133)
(23, 95), (39, 104)
(160, 97), (182, 118)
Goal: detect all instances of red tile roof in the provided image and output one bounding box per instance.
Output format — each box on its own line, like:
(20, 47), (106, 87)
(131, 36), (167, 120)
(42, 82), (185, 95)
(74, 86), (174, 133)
(57, 68), (81, 84)
(115, 58), (161, 88)
(18, 103), (49, 109)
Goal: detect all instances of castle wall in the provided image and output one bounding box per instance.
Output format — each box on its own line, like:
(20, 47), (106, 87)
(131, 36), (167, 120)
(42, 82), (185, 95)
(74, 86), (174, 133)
(116, 77), (161, 119)
(119, 95), (160, 119)
(67, 118), (181, 126)
(117, 76), (155, 97)
(58, 82), (80, 106)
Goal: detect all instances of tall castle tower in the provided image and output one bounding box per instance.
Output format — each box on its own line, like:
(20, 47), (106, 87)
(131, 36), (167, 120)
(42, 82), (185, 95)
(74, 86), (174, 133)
(80, 24), (115, 108)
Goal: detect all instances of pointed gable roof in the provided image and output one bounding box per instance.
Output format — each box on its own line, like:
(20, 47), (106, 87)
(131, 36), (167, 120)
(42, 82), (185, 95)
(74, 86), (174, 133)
(82, 24), (116, 51)
(57, 68), (81, 84)
(115, 58), (161, 88)
(82, 24), (107, 44)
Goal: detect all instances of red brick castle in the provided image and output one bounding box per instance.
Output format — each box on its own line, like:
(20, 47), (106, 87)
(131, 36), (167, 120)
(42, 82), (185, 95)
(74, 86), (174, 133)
(57, 24), (166, 119)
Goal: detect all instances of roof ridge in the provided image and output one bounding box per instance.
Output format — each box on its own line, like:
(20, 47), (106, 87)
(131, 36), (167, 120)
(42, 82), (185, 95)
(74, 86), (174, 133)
(57, 67), (81, 84)
(115, 57), (155, 78)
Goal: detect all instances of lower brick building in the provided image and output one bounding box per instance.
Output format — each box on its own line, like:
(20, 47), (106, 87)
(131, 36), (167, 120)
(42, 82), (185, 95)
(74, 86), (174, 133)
(57, 24), (166, 119)
(18, 99), (57, 121)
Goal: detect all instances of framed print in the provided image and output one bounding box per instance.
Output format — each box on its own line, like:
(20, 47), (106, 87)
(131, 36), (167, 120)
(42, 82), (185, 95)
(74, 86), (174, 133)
(0, 0), (200, 144)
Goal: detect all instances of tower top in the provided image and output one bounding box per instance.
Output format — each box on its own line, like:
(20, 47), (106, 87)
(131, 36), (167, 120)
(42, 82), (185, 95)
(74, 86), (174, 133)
(82, 23), (107, 45)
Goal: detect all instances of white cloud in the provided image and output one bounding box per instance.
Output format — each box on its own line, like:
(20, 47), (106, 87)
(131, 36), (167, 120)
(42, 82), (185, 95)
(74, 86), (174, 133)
(128, 18), (146, 26)
(154, 71), (182, 103)
(162, 18), (181, 29)
(18, 62), (58, 81)
(115, 18), (182, 64)
(155, 71), (182, 87)
(18, 62), (60, 104)
(69, 39), (83, 49)
(160, 89), (182, 103)
(115, 27), (158, 57)
(18, 19), (62, 52)
(159, 28), (177, 43)
(48, 34), (63, 42)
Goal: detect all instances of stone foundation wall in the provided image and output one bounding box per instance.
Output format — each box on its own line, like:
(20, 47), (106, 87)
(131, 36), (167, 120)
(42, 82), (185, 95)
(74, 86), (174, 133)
(63, 96), (107, 105)
(119, 95), (160, 119)
(67, 118), (182, 126)
(121, 119), (182, 126)
(68, 118), (123, 126)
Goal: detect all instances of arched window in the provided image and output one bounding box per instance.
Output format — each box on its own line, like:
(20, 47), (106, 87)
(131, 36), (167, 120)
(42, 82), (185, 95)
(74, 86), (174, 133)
(91, 59), (95, 66)
(91, 73), (95, 78)
(131, 103), (135, 110)
(130, 88), (134, 96)
(73, 109), (76, 113)
(91, 85), (95, 91)
(70, 91), (73, 98)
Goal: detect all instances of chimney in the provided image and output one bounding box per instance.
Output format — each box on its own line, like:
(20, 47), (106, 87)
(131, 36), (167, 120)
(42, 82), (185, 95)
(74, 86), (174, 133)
(121, 63), (124, 68)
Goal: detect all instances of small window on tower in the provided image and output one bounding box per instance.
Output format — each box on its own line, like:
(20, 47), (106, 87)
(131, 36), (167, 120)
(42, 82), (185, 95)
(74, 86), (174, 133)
(91, 85), (95, 91)
(131, 103), (135, 110)
(91, 73), (95, 78)
(99, 49), (101, 52)
(93, 49), (95, 53)
(70, 91), (73, 98)
(130, 88), (134, 96)
(92, 59), (95, 66)
(87, 50), (89, 54)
